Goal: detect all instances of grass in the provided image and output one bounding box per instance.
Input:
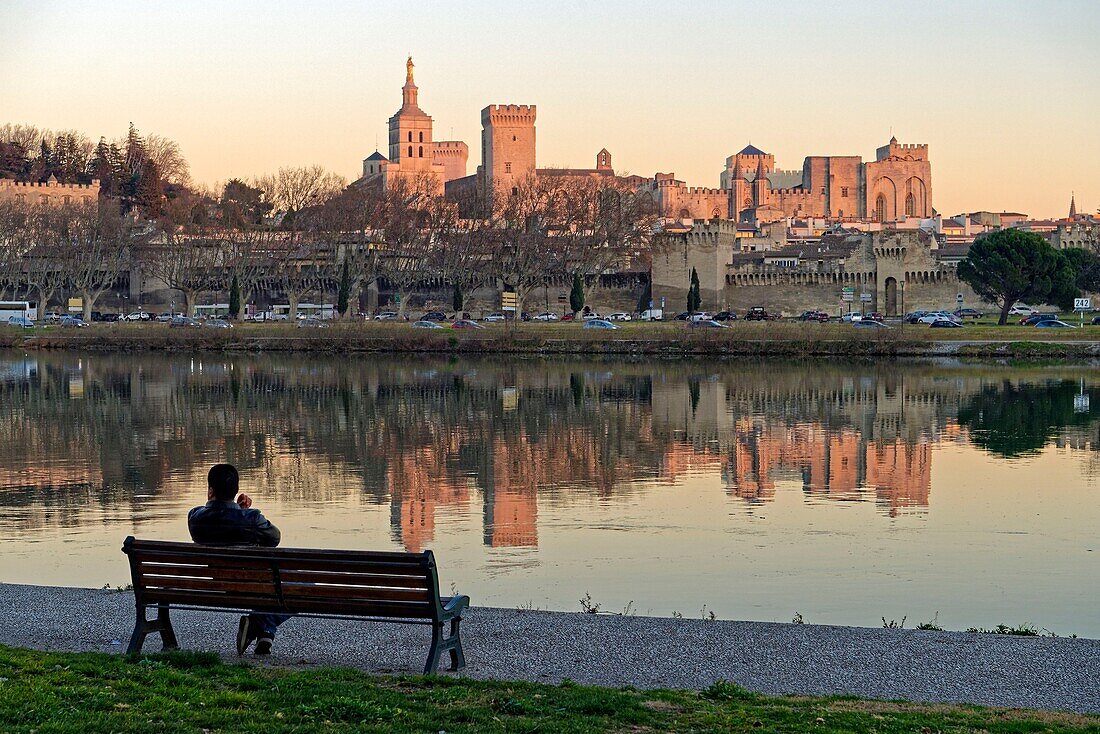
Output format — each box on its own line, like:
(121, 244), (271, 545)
(0, 646), (1096, 733)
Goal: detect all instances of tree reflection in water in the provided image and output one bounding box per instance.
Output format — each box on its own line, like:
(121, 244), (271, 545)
(1, 352), (1099, 549)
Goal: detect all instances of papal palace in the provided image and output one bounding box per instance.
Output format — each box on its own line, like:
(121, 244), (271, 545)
(344, 59), (1098, 317)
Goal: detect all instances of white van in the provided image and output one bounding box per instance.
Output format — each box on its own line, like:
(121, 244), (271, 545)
(639, 308), (664, 321)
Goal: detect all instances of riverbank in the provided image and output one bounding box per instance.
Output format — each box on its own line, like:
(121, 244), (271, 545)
(3, 646), (1099, 734)
(4, 321), (1100, 359)
(1, 584), (1097, 715)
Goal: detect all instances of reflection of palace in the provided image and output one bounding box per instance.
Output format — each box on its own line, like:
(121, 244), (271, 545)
(2, 353), (1098, 547)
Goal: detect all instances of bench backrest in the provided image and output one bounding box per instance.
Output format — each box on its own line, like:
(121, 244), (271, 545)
(122, 537), (444, 621)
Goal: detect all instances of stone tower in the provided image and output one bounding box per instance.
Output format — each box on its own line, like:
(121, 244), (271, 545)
(388, 57), (435, 173)
(481, 104), (537, 193)
(596, 148), (612, 171)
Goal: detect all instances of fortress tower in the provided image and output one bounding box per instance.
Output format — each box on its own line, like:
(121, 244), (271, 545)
(387, 57), (436, 174)
(481, 104), (536, 193)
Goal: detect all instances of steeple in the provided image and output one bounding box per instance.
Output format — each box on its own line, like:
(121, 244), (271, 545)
(1069, 192), (1077, 219)
(402, 56), (418, 109)
(732, 159), (742, 180)
(755, 157), (767, 181)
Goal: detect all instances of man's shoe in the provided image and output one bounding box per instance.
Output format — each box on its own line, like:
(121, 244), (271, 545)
(254, 638), (273, 656)
(236, 616), (257, 656)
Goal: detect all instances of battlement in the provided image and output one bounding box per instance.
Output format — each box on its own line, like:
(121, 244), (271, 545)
(432, 141), (468, 154)
(684, 186), (724, 195)
(482, 104), (537, 125)
(0, 178), (100, 191)
(876, 141), (928, 161)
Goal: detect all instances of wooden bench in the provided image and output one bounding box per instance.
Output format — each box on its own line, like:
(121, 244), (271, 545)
(121, 536), (469, 673)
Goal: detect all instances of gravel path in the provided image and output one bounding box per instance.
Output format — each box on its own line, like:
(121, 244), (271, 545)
(1, 583), (1096, 714)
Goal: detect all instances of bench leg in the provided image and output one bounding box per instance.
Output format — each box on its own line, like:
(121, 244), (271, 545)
(448, 617), (466, 672)
(125, 605), (179, 655)
(424, 622), (444, 674)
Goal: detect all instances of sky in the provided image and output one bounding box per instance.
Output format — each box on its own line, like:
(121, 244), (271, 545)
(2, 0), (1098, 219)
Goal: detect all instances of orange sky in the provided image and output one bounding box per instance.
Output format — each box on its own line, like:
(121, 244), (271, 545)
(3, 0), (1098, 218)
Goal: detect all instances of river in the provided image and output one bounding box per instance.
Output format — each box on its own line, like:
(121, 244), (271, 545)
(0, 351), (1096, 636)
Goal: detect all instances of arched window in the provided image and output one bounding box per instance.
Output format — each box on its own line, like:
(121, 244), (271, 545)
(419, 132), (424, 142)
(418, 146), (423, 157)
(408, 132), (412, 142)
(63, 195), (71, 205)
(875, 194), (887, 222)
(905, 193), (916, 217)
(408, 145), (413, 158)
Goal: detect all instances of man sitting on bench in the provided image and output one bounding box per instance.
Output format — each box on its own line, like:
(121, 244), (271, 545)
(188, 463), (288, 656)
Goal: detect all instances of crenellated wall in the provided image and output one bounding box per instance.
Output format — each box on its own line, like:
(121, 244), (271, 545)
(0, 177), (101, 205)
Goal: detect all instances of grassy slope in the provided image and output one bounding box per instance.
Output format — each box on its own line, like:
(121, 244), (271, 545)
(0, 646), (1096, 733)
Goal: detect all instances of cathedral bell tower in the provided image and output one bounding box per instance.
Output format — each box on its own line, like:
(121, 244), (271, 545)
(388, 56), (434, 169)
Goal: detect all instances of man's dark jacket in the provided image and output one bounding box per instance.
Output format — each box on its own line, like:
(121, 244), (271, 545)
(188, 500), (281, 547)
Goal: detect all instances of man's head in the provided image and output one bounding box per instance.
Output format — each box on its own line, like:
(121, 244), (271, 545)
(207, 463), (239, 502)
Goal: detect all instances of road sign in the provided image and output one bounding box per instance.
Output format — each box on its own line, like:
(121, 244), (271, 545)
(1074, 393), (1090, 413)
(841, 291), (854, 302)
(67, 298), (83, 313)
(501, 291), (517, 312)
(956, 293), (964, 304)
(860, 292), (872, 303)
(1074, 297), (1091, 311)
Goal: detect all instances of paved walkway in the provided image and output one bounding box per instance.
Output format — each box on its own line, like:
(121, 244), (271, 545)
(1, 583), (1096, 714)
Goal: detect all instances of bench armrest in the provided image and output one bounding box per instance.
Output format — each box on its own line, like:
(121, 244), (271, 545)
(441, 595), (470, 620)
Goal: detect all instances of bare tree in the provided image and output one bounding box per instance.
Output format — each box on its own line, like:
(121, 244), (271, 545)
(301, 187), (381, 318)
(56, 203), (134, 321)
(255, 166), (347, 218)
(145, 134), (191, 187)
(140, 227), (231, 316)
(372, 174), (456, 317)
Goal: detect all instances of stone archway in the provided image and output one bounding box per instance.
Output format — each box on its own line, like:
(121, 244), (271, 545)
(885, 277), (898, 316)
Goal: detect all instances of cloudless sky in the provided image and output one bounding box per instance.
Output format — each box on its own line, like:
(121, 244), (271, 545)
(2, 0), (1098, 218)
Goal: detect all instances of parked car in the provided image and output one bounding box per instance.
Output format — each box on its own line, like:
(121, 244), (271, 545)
(203, 318), (233, 329)
(44, 312), (63, 324)
(674, 312), (691, 321)
(903, 310), (929, 324)
(125, 311), (152, 321)
(853, 319), (890, 328)
(745, 307), (770, 321)
(1008, 304), (1035, 316)
(865, 312), (884, 321)
(561, 313), (576, 321)
(169, 316), (200, 328)
(422, 311), (447, 321)
(484, 312), (507, 322)
(841, 312), (863, 323)
(100, 313), (121, 323)
(1091, 315), (1100, 325)
(639, 308), (664, 321)
(296, 317), (328, 329)
(688, 312), (712, 323)
(606, 312), (632, 321)
(1035, 319), (1076, 328)
(929, 318), (962, 328)
(581, 312), (603, 321)
(917, 312), (958, 324)
(798, 310), (830, 322)
(713, 310), (737, 322)
(155, 313), (179, 323)
(689, 319), (728, 329)
(375, 311), (398, 321)
(953, 308), (983, 320)
(1020, 313), (1059, 326)
(7, 315), (35, 329)
(59, 315), (88, 328)
(583, 319), (618, 330)
(412, 320), (444, 329)
(450, 319), (485, 329)
(533, 312), (560, 322)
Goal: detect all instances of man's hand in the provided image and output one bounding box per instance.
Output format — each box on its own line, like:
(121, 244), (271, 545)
(236, 493), (253, 509)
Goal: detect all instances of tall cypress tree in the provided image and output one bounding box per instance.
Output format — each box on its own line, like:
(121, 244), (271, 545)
(569, 272), (585, 313)
(228, 274), (241, 319)
(337, 260), (351, 317)
(687, 267), (701, 313)
(452, 282), (464, 313)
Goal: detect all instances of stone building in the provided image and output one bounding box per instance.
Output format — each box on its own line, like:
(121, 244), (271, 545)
(355, 58), (469, 193)
(0, 176), (100, 206)
(646, 137), (933, 224)
(652, 224), (976, 316)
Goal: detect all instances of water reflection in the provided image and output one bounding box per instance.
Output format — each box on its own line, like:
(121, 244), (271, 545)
(1, 351), (1098, 634)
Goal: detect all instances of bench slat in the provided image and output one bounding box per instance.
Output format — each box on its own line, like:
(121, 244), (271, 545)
(138, 563), (275, 582)
(144, 577), (278, 596)
(132, 551), (430, 578)
(128, 540), (431, 565)
(280, 597), (436, 618)
(142, 589), (287, 611)
(277, 570), (429, 589)
(280, 583), (430, 603)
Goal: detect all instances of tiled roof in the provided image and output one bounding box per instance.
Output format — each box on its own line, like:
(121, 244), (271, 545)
(365, 151), (389, 161)
(738, 144), (767, 156)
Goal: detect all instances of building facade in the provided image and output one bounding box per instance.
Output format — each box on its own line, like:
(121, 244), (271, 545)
(0, 176), (100, 206)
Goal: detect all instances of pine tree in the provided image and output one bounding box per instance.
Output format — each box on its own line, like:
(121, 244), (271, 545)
(569, 272), (585, 313)
(636, 277), (652, 314)
(228, 274), (241, 319)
